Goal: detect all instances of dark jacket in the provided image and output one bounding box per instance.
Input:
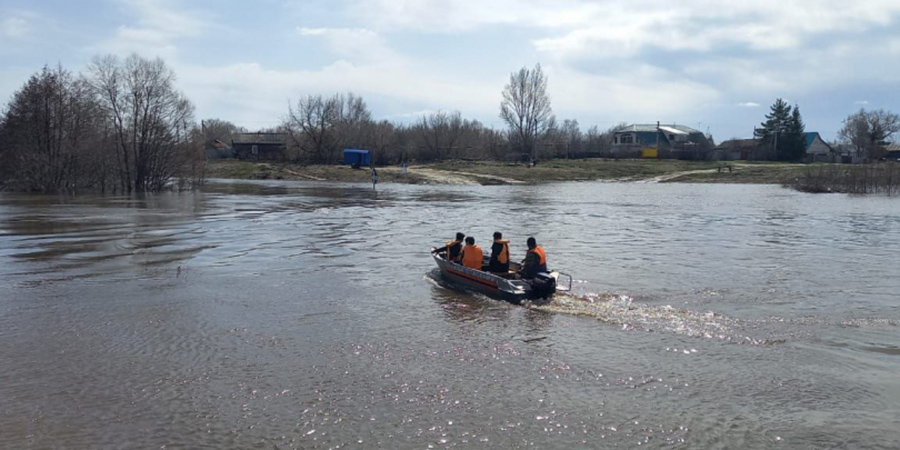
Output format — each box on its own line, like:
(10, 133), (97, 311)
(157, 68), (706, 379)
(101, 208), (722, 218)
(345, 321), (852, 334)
(489, 240), (510, 272)
(447, 241), (462, 262)
(521, 246), (548, 279)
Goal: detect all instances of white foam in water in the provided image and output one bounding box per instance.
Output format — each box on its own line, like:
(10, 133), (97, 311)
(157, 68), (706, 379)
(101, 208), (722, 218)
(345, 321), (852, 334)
(527, 292), (779, 344)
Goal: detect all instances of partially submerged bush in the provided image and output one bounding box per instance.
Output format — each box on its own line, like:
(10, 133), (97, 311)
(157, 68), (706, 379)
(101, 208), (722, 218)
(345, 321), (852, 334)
(787, 163), (900, 195)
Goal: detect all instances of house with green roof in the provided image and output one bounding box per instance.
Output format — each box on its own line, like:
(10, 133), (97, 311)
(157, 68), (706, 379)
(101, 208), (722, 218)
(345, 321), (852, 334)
(804, 132), (836, 162)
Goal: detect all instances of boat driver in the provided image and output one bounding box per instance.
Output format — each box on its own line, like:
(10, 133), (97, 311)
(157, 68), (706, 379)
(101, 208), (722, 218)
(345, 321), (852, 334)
(519, 237), (547, 279)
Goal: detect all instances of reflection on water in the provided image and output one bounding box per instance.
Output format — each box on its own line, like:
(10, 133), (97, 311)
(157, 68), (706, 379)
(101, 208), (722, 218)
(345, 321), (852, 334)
(1, 180), (900, 449)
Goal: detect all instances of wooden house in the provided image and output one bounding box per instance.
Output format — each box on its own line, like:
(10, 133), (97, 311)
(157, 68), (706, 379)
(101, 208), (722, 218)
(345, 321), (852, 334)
(232, 133), (288, 161)
(714, 139), (759, 161)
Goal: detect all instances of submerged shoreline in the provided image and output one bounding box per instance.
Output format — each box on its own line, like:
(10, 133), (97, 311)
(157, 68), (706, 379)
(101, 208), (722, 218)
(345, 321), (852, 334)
(205, 159), (811, 186)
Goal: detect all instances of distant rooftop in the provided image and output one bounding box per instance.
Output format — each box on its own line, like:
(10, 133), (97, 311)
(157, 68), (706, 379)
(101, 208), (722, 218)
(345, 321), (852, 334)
(717, 138), (759, 149)
(614, 124), (702, 134)
(232, 132), (287, 144)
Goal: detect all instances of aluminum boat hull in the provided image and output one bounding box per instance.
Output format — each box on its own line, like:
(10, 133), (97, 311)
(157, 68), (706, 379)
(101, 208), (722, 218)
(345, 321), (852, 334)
(432, 252), (557, 304)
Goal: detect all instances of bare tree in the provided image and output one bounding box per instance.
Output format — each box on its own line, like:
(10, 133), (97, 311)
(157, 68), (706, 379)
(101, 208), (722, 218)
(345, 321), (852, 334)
(584, 125), (614, 157)
(88, 54), (195, 192)
(285, 93), (372, 163)
(286, 94), (336, 163)
(418, 110), (463, 161)
(202, 118), (243, 144)
(335, 93), (372, 154)
(0, 65), (100, 192)
(500, 64), (554, 161)
(560, 119), (581, 159)
(364, 120), (398, 164)
(838, 108), (900, 160)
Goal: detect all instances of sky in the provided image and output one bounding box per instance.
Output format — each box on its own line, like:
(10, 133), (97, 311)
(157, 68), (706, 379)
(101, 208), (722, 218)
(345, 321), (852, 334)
(2, 0), (900, 142)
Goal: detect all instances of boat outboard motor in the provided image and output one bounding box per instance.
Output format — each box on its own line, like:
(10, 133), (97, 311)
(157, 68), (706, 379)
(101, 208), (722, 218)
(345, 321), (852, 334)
(531, 272), (557, 298)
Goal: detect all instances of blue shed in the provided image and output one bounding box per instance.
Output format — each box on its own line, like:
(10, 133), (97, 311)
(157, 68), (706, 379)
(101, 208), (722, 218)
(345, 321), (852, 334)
(343, 149), (371, 167)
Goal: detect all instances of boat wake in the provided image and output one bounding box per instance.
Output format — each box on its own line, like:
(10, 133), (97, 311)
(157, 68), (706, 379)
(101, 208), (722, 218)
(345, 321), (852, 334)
(526, 292), (785, 345)
(426, 271), (787, 345)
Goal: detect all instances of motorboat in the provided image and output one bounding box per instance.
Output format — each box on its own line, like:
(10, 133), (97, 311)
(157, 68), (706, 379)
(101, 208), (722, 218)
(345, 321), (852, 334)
(431, 250), (571, 304)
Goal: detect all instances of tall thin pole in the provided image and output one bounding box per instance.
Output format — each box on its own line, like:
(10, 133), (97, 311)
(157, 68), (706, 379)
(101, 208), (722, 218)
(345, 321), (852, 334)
(774, 130), (778, 161)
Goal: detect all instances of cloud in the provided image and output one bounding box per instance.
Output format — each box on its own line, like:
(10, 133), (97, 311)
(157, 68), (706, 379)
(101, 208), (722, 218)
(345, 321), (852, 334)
(296, 27), (397, 64)
(4, 0), (889, 141)
(351, 0), (900, 35)
(173, 57), (502, 130)
(530, 1), (900, 61)
(545, 64), (720, 123)
(855, 100), (870, 105)
(93, 0), (208, 58)
(1, 17), (29, 38)
(347, 0), (551, 32)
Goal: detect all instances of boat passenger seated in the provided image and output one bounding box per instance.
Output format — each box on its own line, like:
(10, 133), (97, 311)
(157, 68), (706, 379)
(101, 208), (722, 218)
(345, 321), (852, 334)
(460, 236), (484, 270)
(519, 236), (547, 279)
(489, 231), (510, 273)
(432, 232), (465, 262)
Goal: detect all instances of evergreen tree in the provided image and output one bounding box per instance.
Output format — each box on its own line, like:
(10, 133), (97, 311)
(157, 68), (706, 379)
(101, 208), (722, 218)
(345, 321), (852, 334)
(754, 98), (805, 161)
(785, 105), (806, 161)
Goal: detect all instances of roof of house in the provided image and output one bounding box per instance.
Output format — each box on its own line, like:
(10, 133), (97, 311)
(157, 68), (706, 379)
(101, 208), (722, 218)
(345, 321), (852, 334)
(883, 144), (900, 152)
(716, 138), (759, 149)
(614, 124), (702, 134)
(804, 132), (820, 149)
(804, 132), (833, 152)
(232, 132), (287, 145)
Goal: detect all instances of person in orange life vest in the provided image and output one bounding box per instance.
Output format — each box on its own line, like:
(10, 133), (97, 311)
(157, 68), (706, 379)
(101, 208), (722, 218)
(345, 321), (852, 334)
(489, 231), (510, 273)
(432, 232), (465, 262)
(520, 236), (547, 279)
(460, 236), (484, 270)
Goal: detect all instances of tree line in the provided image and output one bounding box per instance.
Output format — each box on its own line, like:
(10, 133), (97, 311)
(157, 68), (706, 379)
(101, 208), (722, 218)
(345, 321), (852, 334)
(278, 64), (615, 165)
(752, 98), (900, 162)
(0, 55), (203, 193)
(3, 58), (899, 193)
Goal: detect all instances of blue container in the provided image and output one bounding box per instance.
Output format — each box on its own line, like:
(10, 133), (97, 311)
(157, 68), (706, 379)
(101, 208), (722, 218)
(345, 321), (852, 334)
(343, 149), (371, 167)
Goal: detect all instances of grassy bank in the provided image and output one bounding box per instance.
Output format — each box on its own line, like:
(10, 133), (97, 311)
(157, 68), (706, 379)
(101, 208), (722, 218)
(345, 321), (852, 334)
(661, 162), (809, 184)
(428, 159), (721, 182)
(205, 159), (811, 186)
(205, 160), (431, 184)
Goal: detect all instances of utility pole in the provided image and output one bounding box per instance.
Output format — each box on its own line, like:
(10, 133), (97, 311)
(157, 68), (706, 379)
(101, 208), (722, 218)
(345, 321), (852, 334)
(773, 128), (779, 161)
(656, 121), (661, 160)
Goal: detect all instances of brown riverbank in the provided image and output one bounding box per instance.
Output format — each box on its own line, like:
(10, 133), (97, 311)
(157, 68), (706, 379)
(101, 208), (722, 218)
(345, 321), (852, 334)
(205, 159), (811, 185)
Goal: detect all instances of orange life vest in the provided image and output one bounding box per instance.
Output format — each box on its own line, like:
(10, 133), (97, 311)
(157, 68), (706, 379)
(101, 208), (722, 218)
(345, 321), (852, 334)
(494, 239), (510, 264)
(461, 244), (483, 270)
(528, 246), (547, 266)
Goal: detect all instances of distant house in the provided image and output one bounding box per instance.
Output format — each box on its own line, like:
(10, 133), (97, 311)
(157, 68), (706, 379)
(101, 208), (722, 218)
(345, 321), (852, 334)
(611, 123), (712, 159)
(804, 132), (836, 163)
(714, 139), (759, 161)
(205, 139), (233, 160)
(232, 133), (288, 161)
(883, 144), (900, 161)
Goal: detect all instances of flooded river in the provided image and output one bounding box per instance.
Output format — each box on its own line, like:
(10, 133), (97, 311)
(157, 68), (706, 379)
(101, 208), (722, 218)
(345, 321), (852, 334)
(1, 180), (899, 449)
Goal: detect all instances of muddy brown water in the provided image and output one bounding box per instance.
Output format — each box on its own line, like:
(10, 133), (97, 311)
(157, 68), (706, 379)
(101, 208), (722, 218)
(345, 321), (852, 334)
(1, 180), (899, 449)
